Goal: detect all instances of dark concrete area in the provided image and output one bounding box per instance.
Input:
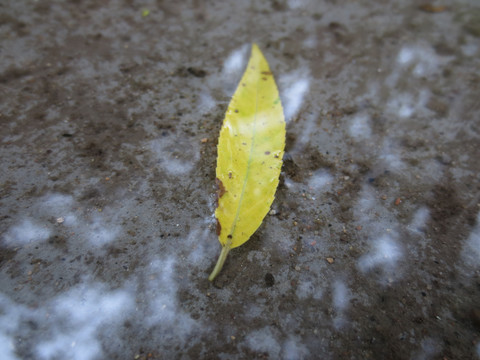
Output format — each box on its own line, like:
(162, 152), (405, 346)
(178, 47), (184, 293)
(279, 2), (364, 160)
(1, 1), (479, 359)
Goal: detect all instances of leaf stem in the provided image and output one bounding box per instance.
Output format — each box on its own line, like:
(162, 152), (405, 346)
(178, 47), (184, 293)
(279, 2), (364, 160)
(208, 245), (231, 281)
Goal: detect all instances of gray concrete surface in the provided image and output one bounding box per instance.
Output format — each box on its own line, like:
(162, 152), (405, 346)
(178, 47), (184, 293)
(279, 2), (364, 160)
(1, 0), (479, 359)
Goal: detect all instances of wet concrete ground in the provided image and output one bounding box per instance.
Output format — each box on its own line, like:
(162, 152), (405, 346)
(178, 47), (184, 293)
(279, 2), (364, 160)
(1, 1), (480, 359)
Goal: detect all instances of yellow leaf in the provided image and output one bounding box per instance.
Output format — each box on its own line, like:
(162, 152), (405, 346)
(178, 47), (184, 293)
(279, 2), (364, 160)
(209, 44), (286, 281)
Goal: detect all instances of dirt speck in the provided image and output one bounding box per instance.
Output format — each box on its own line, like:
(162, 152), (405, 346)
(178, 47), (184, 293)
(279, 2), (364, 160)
(265, 273), (275, 287)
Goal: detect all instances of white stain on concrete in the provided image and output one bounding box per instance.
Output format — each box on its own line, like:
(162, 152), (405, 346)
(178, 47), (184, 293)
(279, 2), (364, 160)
(349, 113), (372, 140)
(308, 169), (333, 192)
(332, 279), (351, 329)
(279, 71), (310, 121)
(462, 211), (480, 271)
(36, 285), (133, 360)
(358, 235), (403, 278)
(245, 327), (281, 358)
(2, 219), (51, 248)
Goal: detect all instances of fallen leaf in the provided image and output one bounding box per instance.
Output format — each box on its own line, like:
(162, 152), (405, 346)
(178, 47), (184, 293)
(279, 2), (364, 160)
(209, 44), (286, 281)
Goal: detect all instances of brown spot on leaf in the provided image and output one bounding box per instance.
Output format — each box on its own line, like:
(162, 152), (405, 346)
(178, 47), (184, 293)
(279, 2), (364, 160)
(216, 178), (226, 199)
(261, 71), (272, 75)
(216, 218), (221, 236)
(265, 151), (271, 155)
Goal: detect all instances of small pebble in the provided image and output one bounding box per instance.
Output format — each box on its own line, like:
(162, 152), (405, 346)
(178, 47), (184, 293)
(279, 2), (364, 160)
(326, 257), (334, 264)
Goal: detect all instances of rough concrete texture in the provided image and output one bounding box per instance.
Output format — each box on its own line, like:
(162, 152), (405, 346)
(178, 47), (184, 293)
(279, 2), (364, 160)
(1, 0), (480, 359)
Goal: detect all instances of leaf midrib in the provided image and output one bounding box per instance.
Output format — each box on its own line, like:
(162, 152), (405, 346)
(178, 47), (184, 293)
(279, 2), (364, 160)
(227, 74), (260, 244)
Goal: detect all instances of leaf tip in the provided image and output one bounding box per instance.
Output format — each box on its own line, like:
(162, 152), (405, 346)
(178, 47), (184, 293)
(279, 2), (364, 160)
(251, 42), (261, 54)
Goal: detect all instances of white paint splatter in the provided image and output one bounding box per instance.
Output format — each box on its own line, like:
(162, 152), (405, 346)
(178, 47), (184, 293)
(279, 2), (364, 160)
(378, 139), (405, 171)
(296, 280), (323, 300)
(283, 176), (296, 190)
(149, 138), (199, 176)
(308, 169), (333, 192)
(185, 225), (212, 266)
(287, 0), (309, 9)
(303, 35), (317, 48)
(282, 336), (310, 359)
(349, 113), (372, 140)
(142, 258), (198, 343)
(387, 92), (415, 119)
(356, 186), (377, 212)
(294, 111), (317, 150)
(86, 212), (120, 247)
(40, 193), (74, 210)
(332, 279), (351, 329)
(412, 337), (441, 360)
(2, 219), (51, 247)
(332, 280), (350, 311)
(245, 327), (281, 358)
(223, 45), (249, 76)
(396, 44), (452, 77)
(461, 42), (478, 57)
(408, 207), (429, 234)
(279, 71), (310, 121)
(397, 46), (416, 65)
(196, 92), (216, 115)
(462, 211), (480, 270)
(358, 235), (403, 275)
(0, 294), (29, 360)
(36, 285), (133, 360)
